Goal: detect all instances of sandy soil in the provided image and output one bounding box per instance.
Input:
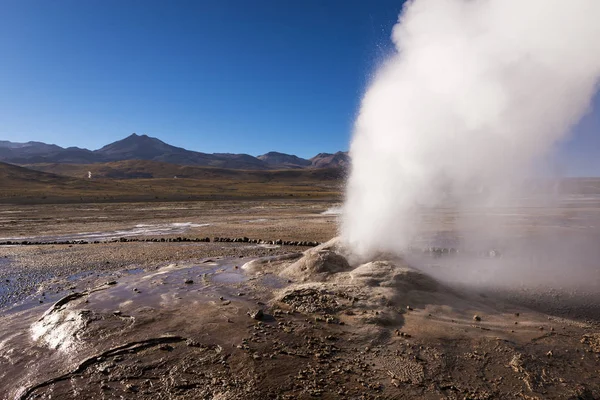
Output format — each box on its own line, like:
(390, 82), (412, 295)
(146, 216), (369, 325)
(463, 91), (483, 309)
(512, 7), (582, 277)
(1, 200), (599, 399)
(0, 200), (338, 242)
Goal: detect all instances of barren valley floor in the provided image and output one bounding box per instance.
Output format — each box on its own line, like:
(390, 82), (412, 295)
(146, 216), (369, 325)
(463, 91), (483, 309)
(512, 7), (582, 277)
(0, 199), (599, 399)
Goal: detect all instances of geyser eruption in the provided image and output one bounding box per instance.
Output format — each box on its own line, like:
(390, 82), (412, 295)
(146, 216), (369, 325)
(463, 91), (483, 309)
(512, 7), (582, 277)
(343, 0), (600, 260)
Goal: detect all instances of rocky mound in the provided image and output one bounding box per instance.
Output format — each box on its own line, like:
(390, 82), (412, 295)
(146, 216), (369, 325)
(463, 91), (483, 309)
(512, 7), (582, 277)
(271, 237), (447, 329)
(349, 260), (438, 292)
(279, 237), (438, 292)
(280, 238), (351, 282)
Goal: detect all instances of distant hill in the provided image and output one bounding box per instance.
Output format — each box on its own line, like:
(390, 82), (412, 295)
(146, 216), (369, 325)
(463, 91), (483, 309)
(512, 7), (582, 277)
(96, 134), (184, 160)
(0, 140), (62, 153)
(310, 151), (350, 168)
(0, 133), (349, 170)
(0, 161), (72, 185)
(257, 151), (312, 169)
(0, 161), (343, 204)
(211, 153), (269, 169)
(0, 161), (134, 203)
(24, 160), (345, 181)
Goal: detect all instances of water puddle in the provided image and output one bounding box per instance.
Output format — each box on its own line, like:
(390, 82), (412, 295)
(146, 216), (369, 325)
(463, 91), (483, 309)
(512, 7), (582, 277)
(1, 266), (151, 314)
(0, 270), (55, 311)
(0, 255), (291, 317)
(250, 244), (281, 249)
(258, 274), (288, 289)
(123, 267), (146, 275)
(212, 272), (247, 284)
(70, 258), (284, 314)
(66, 270), (100, 282)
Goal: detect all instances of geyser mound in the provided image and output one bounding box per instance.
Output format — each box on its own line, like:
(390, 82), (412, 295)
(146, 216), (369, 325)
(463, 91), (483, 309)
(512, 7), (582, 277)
(280, 238), (352, 282)
(350, 260), (438, 292)
(274, 236), (445, 318)
(279, 237), (436, 292)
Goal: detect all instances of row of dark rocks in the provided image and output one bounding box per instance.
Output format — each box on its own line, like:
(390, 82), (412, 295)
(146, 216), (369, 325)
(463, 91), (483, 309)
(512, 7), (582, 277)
(0, 238), (500, 257)
(0, 238), (500, 258)
(0, 237), (321, 247)
(115, 237), (211, 243)
(212, 237), (321, 247)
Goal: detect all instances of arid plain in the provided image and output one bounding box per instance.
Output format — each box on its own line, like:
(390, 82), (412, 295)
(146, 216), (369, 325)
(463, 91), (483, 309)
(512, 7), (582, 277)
(1, 174), (600, 399)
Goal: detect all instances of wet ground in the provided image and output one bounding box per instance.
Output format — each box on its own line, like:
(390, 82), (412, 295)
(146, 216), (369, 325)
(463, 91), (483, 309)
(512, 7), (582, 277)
(0, 256), (279, 398)
(0, 242), (311, 311)
(2, 241), (600, 399)
(1, 199), (600, 399)
(0, 200), (339, 244)
(0, 222), (211, 243)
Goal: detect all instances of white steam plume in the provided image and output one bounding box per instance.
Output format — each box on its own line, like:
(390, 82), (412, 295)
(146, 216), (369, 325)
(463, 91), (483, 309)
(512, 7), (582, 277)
(343, 0), (600, 260)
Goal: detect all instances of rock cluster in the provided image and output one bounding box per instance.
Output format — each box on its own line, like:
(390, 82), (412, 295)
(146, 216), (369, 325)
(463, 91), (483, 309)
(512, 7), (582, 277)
(214, 237), (320, 246)
(0, 237), (320, 247)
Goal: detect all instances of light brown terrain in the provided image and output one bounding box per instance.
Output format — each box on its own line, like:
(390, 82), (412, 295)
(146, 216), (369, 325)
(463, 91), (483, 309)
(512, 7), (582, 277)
(0, 167), (600, 399)
(0, 161), (343, 204)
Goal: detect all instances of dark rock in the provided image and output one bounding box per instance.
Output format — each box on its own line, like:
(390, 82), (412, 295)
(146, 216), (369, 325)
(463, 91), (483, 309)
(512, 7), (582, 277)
(125, 384), (139, 392)
(186, 339), (201, 347)
(159, 344), (174, 351)
(250, 309), (264, 320)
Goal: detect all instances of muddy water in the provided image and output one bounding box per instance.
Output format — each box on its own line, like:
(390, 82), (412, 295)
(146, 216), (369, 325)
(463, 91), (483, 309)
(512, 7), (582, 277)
(0, 256), (13, 297)
(0, 264), (141, 313)
(0, 257), (279, 316)
(0, 257), (290, 399)
(0, 256), (56, 311)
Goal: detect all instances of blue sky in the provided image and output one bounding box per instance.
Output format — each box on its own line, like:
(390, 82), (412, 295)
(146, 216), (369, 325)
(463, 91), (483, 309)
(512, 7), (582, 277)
(0, 0), (598, 174)
(560, 100), (600, 177)
(0, 0), (401, 158)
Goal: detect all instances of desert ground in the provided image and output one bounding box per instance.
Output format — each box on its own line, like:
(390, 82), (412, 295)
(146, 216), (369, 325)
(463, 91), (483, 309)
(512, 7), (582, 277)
(1, 197), (600, 399)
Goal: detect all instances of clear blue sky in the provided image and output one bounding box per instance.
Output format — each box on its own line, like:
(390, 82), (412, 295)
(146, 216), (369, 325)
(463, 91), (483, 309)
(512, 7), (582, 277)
(0, 0), (598, 174)
(0, 0), (401, 158)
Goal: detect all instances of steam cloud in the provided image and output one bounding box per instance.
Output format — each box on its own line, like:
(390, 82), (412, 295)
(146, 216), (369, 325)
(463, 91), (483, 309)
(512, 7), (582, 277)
(343, 0), (600, 261)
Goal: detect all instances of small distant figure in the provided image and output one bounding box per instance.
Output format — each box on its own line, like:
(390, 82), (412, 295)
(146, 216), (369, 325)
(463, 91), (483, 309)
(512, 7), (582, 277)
(174, 175), (178, 179)
(88, 171), (92, 179)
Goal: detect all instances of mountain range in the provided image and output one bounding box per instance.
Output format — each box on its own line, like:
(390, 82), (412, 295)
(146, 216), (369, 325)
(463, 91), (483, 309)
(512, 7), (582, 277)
(0, 134), (349, 170)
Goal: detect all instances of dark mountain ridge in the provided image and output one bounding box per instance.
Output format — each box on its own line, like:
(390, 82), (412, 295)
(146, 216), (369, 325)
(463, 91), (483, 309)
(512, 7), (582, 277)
(258, 151), (312, 169)
(0, 134), (349, 170)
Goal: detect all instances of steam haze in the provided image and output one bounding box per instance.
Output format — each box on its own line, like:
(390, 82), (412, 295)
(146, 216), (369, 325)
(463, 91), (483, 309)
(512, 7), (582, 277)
(343, 0), (600, 264)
